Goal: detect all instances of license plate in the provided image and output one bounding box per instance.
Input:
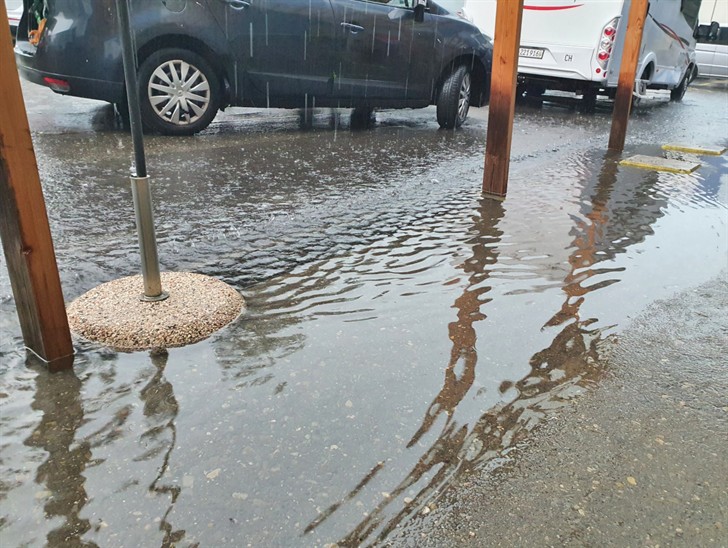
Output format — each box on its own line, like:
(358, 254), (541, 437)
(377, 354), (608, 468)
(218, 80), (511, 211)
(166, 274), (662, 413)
(519, 47), (545, 59)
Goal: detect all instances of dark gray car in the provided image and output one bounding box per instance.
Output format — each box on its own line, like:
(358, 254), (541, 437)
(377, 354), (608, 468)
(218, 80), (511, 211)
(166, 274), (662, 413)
(14, 0), (492, 135)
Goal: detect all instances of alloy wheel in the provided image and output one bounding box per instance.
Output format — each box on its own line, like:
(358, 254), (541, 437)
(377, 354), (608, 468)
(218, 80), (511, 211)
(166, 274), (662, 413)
(458, 72), (471, 124)
(148, 60), (211, 126)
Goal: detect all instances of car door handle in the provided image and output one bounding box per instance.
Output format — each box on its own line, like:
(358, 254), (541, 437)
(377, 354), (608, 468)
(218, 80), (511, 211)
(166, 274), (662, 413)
(341, 22), (365, 34)
(222, 0), (250, 10)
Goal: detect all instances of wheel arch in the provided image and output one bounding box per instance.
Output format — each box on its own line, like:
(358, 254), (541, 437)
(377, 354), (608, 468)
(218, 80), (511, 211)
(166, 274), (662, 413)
(638, 57), (656, 82)
(435, 54), (490, 107)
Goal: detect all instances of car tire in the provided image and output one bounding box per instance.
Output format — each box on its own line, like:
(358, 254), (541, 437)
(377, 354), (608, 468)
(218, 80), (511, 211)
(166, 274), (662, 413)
(114, 101), (131, 129)
(670, 72), (689, 102)
(138, 48), (221, 135)
(437, 65), (471, 129)
(350, 106), (375, 129)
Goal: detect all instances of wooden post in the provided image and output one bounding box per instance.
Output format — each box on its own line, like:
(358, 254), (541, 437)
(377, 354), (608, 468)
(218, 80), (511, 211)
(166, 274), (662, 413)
(483, 0), (524, 199)
(608, 0), (649, 152)
(0, 11), (74, 371)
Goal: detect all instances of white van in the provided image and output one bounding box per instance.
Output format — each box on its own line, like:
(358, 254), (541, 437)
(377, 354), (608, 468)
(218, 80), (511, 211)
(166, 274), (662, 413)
(462, 0), (701, 109)
(695, 0), (728, 78)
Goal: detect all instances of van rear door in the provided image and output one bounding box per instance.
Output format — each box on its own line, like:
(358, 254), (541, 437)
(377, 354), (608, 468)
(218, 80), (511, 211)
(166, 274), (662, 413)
(517, 0), (624, 83)
(464, 0), (624, 83)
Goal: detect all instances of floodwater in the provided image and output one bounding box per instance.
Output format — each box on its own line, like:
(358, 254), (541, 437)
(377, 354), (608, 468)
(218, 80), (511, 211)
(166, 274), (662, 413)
(1, 82), (727, 547)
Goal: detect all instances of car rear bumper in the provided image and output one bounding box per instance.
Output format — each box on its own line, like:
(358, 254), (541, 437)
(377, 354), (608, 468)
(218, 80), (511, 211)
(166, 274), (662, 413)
(15, 41), (125, 103)
(517, 44), (599, 82)
(16, 62), (125, 103)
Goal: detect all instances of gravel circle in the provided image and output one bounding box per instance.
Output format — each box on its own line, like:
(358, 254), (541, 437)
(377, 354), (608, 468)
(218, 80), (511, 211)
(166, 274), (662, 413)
(67, 272), (244, 351)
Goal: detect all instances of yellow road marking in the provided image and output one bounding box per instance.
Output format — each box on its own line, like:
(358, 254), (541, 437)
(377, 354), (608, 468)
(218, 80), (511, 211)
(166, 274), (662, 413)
(620, 154), (700, 174)
(662, 144), (726, 156)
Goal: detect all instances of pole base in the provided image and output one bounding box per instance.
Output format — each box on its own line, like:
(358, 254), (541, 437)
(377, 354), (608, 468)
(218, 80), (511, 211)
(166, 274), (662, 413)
(67, 272), (244, 351)
(140, 291), (169, 303)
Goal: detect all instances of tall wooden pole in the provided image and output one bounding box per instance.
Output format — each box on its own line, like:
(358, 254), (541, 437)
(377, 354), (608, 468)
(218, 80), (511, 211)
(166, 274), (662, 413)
(608, 0), (649, 152)
(0, 10), (74, 371)
(483, 0), (525, 199)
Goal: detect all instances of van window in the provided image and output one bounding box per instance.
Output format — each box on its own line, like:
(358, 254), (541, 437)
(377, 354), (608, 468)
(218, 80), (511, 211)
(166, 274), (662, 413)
(680, 0), (701, 28)
(715, 27), (728, 46)
(696, 25), (728, 45)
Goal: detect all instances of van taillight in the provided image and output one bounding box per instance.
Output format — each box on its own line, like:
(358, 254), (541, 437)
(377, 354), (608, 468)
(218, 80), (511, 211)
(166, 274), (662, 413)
(597, 17), (619, 73)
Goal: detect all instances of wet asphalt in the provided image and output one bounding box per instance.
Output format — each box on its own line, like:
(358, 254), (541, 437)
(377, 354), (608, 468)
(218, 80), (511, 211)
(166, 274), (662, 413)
(387, 276), (728, 548)
(1, 78), (727, 547)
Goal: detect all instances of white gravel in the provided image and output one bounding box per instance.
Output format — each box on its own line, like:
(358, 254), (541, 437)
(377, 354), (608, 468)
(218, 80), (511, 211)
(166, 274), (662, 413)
(67, 272), (244, 351)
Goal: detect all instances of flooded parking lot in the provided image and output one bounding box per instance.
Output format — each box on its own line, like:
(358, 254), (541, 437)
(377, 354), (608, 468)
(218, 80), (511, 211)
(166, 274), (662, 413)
(1, 82), (727, 546)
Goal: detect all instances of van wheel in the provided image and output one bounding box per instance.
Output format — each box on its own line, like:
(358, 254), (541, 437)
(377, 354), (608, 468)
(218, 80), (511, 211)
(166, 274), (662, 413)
(350, 106), (375, 129)
(437, 65), (471, 129)
(138, 48), (221, 135)
(580, 89), (597, 114)
(670, 73), (689, 102)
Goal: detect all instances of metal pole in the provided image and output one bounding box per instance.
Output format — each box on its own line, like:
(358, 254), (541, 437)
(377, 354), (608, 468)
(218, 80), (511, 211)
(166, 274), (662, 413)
(116, 0), (146, 177)
(131, 176), (166, 300)
(115, 0), (167, 301)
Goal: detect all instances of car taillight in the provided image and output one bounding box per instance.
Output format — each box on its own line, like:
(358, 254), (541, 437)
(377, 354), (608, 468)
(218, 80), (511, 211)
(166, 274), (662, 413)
(43, 77), (71, 93)
(596, 17), (619, 73)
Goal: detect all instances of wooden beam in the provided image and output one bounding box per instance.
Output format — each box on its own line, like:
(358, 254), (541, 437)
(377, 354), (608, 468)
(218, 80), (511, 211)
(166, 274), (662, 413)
(0, 11), (74, 371)
(483, 0), (525, 198)
(608, 0), (649, 152)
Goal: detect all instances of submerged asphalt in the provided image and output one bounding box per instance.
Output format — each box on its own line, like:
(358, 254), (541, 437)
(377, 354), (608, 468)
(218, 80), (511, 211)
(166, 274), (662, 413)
(1, 78), (726, 547)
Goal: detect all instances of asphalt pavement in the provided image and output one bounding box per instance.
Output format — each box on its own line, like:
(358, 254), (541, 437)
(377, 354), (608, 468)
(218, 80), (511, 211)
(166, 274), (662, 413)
(387, 275), (728, 547)
(1, 76), (726, 547)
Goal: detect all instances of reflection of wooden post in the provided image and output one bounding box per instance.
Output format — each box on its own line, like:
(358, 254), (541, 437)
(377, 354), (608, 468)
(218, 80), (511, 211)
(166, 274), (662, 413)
(0, 12), (74, 371)
(483, 0), (524, 199)
(608, 0), (648, 152)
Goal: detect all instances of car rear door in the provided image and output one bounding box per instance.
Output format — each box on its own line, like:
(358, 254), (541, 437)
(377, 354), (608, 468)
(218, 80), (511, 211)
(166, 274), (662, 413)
(205, 0), (338, 105)
(330, 0), (435, 102)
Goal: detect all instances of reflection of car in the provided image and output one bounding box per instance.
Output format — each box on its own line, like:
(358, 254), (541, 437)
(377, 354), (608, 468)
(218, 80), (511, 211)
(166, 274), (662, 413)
(14, 0), (493, 135)
(7, 3), (22, 41)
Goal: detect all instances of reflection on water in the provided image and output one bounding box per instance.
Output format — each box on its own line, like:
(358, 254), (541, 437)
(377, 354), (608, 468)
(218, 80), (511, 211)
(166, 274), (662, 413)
(24, 364), (93, 547)
(1, 134), (726, 545)
(315, 153), (666, 545)
(139, 352), (185, 546)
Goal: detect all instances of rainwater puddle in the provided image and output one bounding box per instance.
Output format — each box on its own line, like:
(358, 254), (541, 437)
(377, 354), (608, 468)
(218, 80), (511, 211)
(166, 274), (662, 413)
(2, 92), (727, 546)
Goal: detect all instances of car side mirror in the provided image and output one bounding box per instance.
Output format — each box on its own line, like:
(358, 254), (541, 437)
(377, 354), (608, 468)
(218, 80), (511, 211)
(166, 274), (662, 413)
(696, 21), (721, 41)
(694, 23), (709, 40)
(414, 0), (427, 23)
(709, 21), (720, 40)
